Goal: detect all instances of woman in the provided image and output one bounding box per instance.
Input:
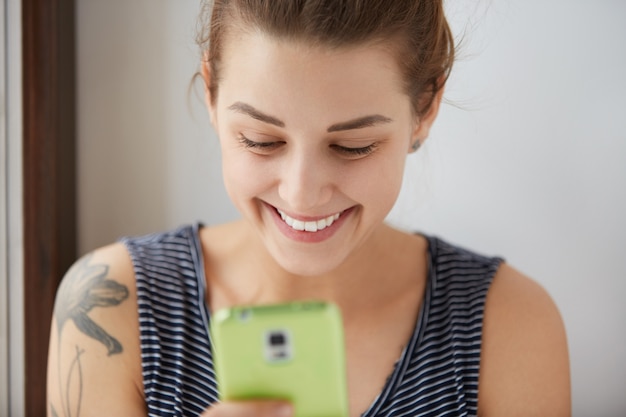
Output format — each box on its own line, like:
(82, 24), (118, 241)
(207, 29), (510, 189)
(47, 1), (571, 416)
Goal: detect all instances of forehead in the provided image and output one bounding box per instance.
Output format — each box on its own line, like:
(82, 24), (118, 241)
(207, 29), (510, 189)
(216, 31), (410, 120)
(221, 30), (402, 84)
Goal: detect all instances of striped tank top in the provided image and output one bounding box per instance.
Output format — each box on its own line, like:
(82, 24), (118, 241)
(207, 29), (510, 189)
(122, 223), (502, 417)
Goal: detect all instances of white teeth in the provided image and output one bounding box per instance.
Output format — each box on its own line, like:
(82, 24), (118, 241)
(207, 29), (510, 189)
(277, 209), (343, 233)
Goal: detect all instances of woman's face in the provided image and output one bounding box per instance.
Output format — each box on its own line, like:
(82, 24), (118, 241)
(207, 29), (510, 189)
(207, 31), (436, 276)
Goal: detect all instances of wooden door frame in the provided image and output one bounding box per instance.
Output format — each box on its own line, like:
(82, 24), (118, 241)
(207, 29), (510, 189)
(22, 0), (76, 415)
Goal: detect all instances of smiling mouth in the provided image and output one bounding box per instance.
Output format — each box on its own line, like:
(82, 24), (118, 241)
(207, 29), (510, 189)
(276, 209), (342, 233)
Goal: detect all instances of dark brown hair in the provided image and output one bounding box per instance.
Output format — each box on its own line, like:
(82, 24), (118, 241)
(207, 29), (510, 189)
(197, 0), (455, 117)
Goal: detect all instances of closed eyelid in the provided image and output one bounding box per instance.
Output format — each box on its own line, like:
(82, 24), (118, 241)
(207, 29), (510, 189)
(237, 134), (283, 150)
(238, 134), (377, 158)
(331, 142), (379, 157)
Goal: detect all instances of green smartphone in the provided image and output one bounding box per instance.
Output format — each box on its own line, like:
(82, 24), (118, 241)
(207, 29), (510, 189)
(210, 301), (349, 417)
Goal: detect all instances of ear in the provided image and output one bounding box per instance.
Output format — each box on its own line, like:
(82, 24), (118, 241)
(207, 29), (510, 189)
(201, 57), (218, 127)
(409, 84), (445, 152)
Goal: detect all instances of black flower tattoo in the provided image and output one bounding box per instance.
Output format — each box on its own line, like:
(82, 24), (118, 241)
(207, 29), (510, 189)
(51, 345), (85, 417)
(54, 254), (129, 355)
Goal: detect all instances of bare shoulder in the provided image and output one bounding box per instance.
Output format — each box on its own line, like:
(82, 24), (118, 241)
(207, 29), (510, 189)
(47, 242), (146, 417)
(477, 263), (571, 416)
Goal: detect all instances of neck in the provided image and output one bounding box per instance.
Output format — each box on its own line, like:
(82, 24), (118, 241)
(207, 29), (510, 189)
(203, 220), (427, 315)
(232, 221), (408, 307)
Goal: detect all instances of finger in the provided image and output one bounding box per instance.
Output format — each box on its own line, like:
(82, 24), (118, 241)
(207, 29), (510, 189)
(200, 400), (293, 417)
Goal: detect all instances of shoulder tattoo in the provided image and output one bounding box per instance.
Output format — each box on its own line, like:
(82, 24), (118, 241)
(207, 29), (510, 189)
(54, 253), (130, 355)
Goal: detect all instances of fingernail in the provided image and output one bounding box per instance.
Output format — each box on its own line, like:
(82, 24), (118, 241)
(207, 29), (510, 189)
(277, 403), (293, 417)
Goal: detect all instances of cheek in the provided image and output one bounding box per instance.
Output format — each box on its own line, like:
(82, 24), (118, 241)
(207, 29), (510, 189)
(344, 152), (407, 213)
(372, 166), (405, 212)
(221, 150), (269, 207)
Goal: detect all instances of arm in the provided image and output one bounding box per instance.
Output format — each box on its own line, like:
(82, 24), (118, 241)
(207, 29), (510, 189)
(477, 263), (571, 416)
(47, 243), (146, 417)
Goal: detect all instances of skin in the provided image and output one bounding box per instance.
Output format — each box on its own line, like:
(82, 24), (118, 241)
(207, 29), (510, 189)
(46, 29), (571, 417)
(47, 244), (145, 417)
(209, 35), (420, 279)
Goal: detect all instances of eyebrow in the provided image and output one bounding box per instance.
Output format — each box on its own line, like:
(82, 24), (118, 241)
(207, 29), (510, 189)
(227, 101), (392, 132)
(326, 114), (393, 132)
(228, 102), (286, 127)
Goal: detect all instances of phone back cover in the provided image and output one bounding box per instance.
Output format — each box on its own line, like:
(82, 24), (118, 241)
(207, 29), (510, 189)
(211, 302), (349, 417)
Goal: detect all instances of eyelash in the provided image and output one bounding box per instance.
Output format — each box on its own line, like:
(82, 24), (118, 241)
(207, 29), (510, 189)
(331, 143), (378, 156)
(238, 135), (282, 150)
(238, 135), (378, 157)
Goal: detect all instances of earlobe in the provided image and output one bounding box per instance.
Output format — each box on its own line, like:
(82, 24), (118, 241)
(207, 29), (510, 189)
(409, 139), (421, 153)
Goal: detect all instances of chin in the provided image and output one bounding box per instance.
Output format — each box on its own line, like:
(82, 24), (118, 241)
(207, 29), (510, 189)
(271, 248), (348, 278)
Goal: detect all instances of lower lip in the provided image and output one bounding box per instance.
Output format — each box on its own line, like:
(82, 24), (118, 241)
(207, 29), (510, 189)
(267, 204), (354, 243)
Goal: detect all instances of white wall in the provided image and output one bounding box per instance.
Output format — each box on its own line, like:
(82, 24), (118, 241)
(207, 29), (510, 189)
(2, 0), (25, 414)
(78, 1), (626, 415)
(77, 0), (235, 250)
(0, 0), (8, 411)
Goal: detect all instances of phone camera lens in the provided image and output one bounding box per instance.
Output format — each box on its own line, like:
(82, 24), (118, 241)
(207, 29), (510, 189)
(269, 332), (286, 346)
(265, 329), (291, 362)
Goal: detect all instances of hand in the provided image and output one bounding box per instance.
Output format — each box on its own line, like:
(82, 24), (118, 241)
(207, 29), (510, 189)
(200, 400), (294, 417)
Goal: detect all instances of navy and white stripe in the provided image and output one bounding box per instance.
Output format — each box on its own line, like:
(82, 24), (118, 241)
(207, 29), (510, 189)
(123, 224), (218, 416)
(122, 224), (502, 417)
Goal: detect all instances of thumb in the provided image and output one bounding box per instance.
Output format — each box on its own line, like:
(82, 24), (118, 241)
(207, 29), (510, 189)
(200, 400), (293, 417)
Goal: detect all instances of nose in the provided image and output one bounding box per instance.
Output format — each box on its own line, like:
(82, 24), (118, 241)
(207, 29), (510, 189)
(277, 148), (333, 213)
